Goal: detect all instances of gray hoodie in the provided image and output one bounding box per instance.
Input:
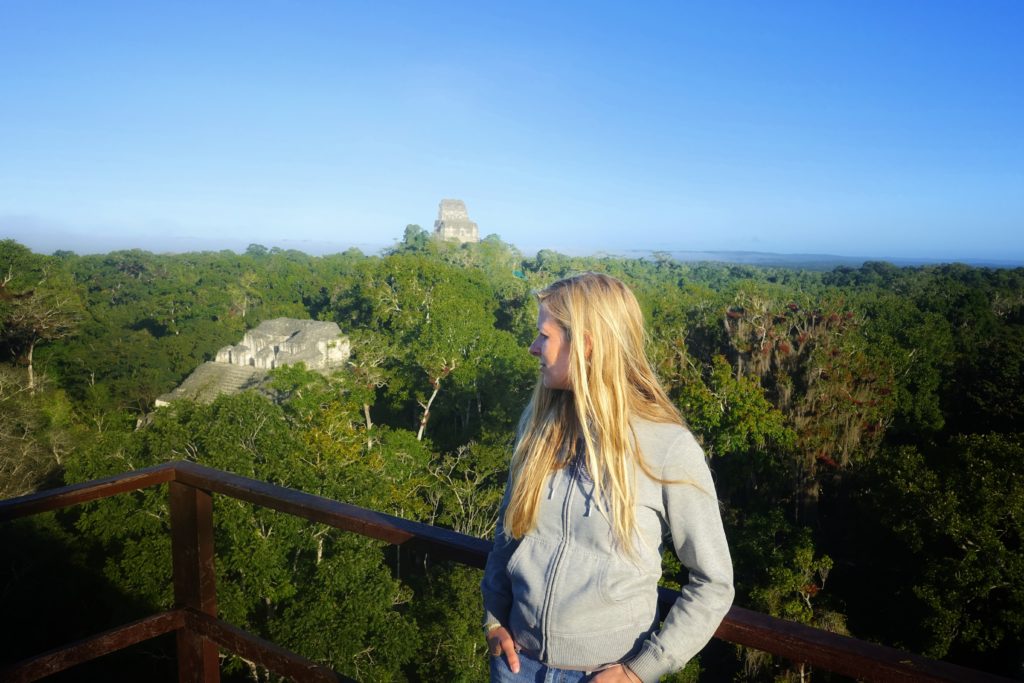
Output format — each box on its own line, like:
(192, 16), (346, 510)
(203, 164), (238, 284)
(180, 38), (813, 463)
(481, 419), (734, 683)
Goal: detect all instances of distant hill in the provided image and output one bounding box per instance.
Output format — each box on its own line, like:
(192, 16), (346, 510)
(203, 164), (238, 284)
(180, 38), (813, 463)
(9, 224), (1022, 269)
(609, 249), (1024, 270)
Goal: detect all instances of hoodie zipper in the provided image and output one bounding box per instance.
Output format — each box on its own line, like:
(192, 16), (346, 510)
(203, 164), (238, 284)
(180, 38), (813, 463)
(539, 464), (576, 661)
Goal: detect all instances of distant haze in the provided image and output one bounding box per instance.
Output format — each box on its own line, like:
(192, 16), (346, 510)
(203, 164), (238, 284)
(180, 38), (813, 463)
(6, 218), (1020, 270)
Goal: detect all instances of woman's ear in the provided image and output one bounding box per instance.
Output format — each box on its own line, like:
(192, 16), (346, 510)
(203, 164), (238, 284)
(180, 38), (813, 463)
(583, 333), (593, 360)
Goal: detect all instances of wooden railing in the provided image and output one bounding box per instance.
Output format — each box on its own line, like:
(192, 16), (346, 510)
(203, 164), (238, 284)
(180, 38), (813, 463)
(0, 461), (1012, 683)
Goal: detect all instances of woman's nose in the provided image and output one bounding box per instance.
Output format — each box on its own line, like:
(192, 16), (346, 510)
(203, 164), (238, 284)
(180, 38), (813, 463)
(528, 339), (541, 356)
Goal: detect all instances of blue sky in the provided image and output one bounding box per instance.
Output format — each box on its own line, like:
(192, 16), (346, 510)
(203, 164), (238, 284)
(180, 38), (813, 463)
(2, 1), (1022, 263)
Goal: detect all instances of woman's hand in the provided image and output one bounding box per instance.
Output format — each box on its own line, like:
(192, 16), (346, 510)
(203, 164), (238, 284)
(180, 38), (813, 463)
(486, 626), (520, 674)
(590, 663), (642, 682)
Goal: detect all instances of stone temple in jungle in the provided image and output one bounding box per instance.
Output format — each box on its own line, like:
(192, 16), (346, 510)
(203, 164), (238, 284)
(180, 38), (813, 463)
(155, 318), (349, 406)
(433, 199), (479, 243)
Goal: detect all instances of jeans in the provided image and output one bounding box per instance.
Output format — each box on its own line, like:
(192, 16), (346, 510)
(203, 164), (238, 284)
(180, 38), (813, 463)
(489, 651), (591, 682)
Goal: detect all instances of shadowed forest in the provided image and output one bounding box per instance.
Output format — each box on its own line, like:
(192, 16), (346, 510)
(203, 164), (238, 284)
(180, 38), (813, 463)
(1, 231), (1022, 682)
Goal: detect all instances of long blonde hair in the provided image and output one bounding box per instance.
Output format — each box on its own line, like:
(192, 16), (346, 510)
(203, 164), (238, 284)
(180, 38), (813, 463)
(505, 272), (683, 553)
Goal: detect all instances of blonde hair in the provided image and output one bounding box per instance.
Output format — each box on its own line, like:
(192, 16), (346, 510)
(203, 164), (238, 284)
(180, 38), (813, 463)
(505, 272), (683, 553)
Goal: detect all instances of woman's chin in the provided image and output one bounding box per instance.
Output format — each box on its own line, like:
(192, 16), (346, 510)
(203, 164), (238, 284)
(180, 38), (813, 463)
(542, 377), (570, 391)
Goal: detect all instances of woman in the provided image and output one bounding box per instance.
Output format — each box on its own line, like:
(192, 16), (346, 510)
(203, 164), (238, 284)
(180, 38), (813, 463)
(481, 272), (734, 682)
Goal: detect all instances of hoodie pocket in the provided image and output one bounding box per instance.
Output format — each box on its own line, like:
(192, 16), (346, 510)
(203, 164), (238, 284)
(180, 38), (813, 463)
(542, 547), (643, 635)
(506, 536), (555, 630)
(598, 555), (646, 606)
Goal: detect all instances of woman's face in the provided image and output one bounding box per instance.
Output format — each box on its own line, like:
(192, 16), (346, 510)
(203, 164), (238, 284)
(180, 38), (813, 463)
(529, 303), (572, 391)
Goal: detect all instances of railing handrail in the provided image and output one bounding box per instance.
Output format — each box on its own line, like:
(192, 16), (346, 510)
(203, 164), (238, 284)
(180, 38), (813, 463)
(0, 461), (1013, 683)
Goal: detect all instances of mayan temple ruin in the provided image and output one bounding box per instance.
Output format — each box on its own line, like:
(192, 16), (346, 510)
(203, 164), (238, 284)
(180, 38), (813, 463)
(433, 199), (479, 243)
(155, 318), (350, 406)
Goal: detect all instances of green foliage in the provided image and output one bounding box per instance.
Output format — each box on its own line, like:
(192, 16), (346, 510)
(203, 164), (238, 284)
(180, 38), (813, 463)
(855, 291), (953, 437)
(3, 241), (1024, 680)
(728, 509), (847, 682)
(0, 366), (77, 498)
(328, 253), (534, 448)
(272, 534), (418, 682)
(679, 355), (795, 460)
(404, 564), (489, 682)
(0, 239), (84, 391)
(847, 435), (1024, 659)
(65, 392), (426, 680)
(423, 439), (508, 538)
(392, 224), (432, 253)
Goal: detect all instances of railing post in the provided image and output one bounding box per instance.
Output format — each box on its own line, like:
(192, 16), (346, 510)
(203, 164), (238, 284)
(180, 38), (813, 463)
(170, 480), (220, 683)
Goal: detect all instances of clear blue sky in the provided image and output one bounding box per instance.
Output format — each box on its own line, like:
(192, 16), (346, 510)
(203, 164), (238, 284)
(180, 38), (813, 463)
(2, 1), (1022, 263)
